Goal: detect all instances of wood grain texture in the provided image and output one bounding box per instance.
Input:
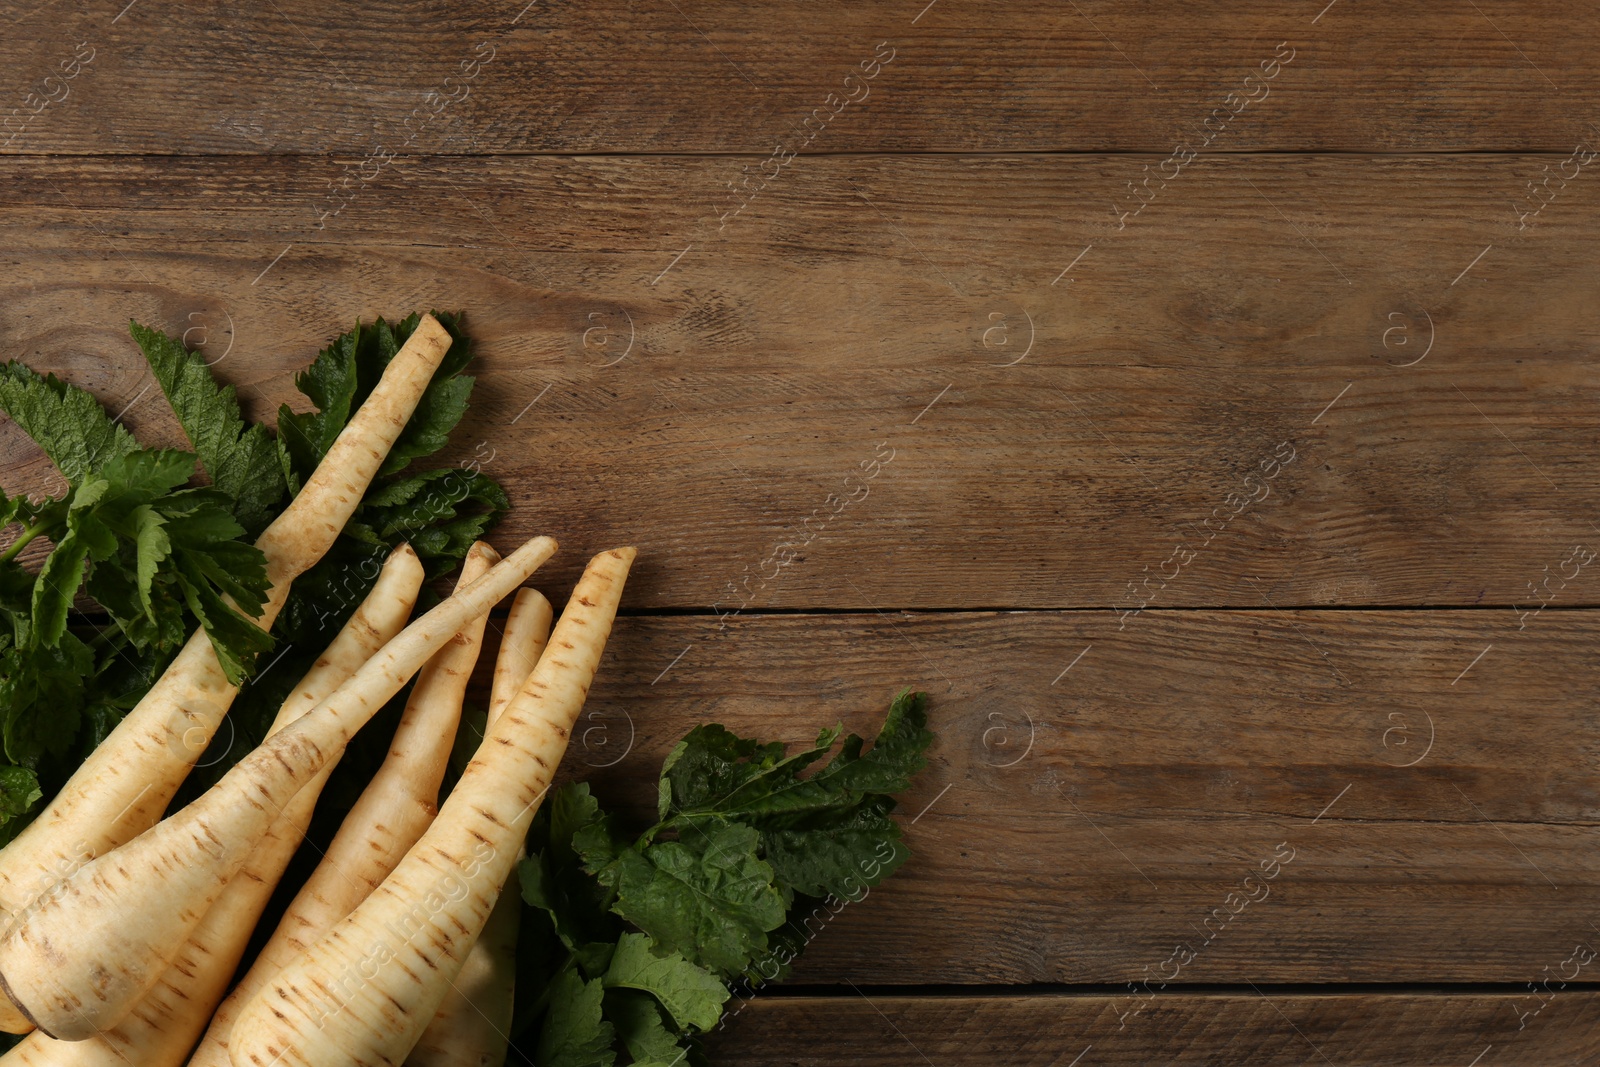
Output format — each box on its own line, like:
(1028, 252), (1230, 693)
(3, 6), (1596, 1056)
(1, 154), (1597, 609)
(498, 610), (1600, 985)
(705, 992), (1600, 1065)
(0, 2), (1597, 154)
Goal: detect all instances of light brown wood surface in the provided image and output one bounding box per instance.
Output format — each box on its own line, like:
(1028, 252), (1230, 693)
(1, 1), (1597, 1062)
(1, 156), (1597, 610)
(537, 610), (1600, 985)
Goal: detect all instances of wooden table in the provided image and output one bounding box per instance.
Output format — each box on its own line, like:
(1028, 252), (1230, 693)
(3, 2), (1597, 1063)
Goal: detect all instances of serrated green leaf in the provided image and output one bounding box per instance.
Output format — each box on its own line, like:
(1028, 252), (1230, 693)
(30, 530), (87, 648)
(278, 321), (361, 476)
(0, 765), (41, 831)
(0, 632), (90, 762)
(0, 490), (23, 531)
(808, 690), (932, 796)
(131, 505), (169, 618)
(760, 797), (910, 899)
(659, 693), (932, 843)
(95, 448), (196, 507)
(130, 321), (285, 535)
(521, 784), (621, 957)
(520, 857), (580, 951)
(0, 362), (138, 482)
(605, 988), (691, 1066)
(572, 808), (630, 873)
(537, 969), (616, 1067)
(603, 933), (727, 1032)
(574, 941), (618, 980)
(357, 467), (508, 576)
(589, 819), (785, 978)
(172, 554), (273, 684)
(182, 539), (269, 618)
(381, 372), (474, 477)
(659, 723), (845, 825)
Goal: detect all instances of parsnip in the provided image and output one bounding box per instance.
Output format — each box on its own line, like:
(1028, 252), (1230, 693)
(191, 543), (502, 1067)
(487, 590), (555, 722)
(0, 534), (557, 1041)
(229, 547), (635, 1067)
(0, 313), (455, 1038)
(408, 587), (552, 1067)
(0, 545), (426, 1067)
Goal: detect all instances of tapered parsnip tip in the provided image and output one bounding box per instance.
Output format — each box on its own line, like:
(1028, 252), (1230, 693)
(506, 535), (558, 569)
(383, 542), (424, 583)
(603, 546), (637, 564)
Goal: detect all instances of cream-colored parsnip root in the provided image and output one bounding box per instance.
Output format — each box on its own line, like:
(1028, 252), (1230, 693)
(191, 543), (501, 1067)
(230, 548), (634, 1067)
(0, 535), (556, 1041)
(408, 587), (553, 1067)
(0, 545), (426, 1067)
(0, 314), (455, 1035)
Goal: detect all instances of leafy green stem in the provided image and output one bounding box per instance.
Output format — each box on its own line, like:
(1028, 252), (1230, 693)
(0, 517), (57, 566)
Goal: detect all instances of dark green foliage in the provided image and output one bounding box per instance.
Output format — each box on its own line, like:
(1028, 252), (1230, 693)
(513, 692), (932, 1064)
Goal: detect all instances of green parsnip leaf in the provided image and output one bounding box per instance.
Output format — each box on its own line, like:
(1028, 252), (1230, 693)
(0, 765), (42, 847)
(0, 362), (138, 482)
(30, 528), (88, 648)
(24, 446), (274, 680)
(585, 818), (786, 978)
(347, 467), (508, 576)
(760, 795), (909, 899)
(807, 690), (933, 796)
(605, 989), (686, 1066)
(130, 321), (285, 535)
(0, 766), (41, 818)
(603, 933), (727, 1032)
(658, 724), (840, 822)
(537, 970), (616, 1067)
(0, 632), (91, 762)
(277, 326), (360, 491)
(132, 505), (169, 618)
(517, 692), (933, 1065)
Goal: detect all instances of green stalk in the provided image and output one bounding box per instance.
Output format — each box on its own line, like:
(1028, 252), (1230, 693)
(0, 518), (54, 565)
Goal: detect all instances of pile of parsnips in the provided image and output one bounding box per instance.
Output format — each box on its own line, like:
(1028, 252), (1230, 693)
(0, 315), (627, 1066)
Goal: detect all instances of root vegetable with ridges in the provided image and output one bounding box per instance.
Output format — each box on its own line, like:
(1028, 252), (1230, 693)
(0, 534), (556, 1041)
(0, 314), (454, 1036)
(407, 586), (552, 1067)
(0, 545), (426, 1066)
(190, 542), (500, 1067)
(229, 547), (634, 1067)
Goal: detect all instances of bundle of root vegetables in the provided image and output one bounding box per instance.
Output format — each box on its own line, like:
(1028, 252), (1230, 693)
(0, 312), (932, 1067)
(0, 316), (623, 1063)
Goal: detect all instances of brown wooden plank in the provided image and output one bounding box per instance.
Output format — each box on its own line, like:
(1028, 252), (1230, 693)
(705, 992), (1600, 1065)
(470, 610), (1600, 985)
(0, 2), (1596, 154)
(2, 154), (1596, 609)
